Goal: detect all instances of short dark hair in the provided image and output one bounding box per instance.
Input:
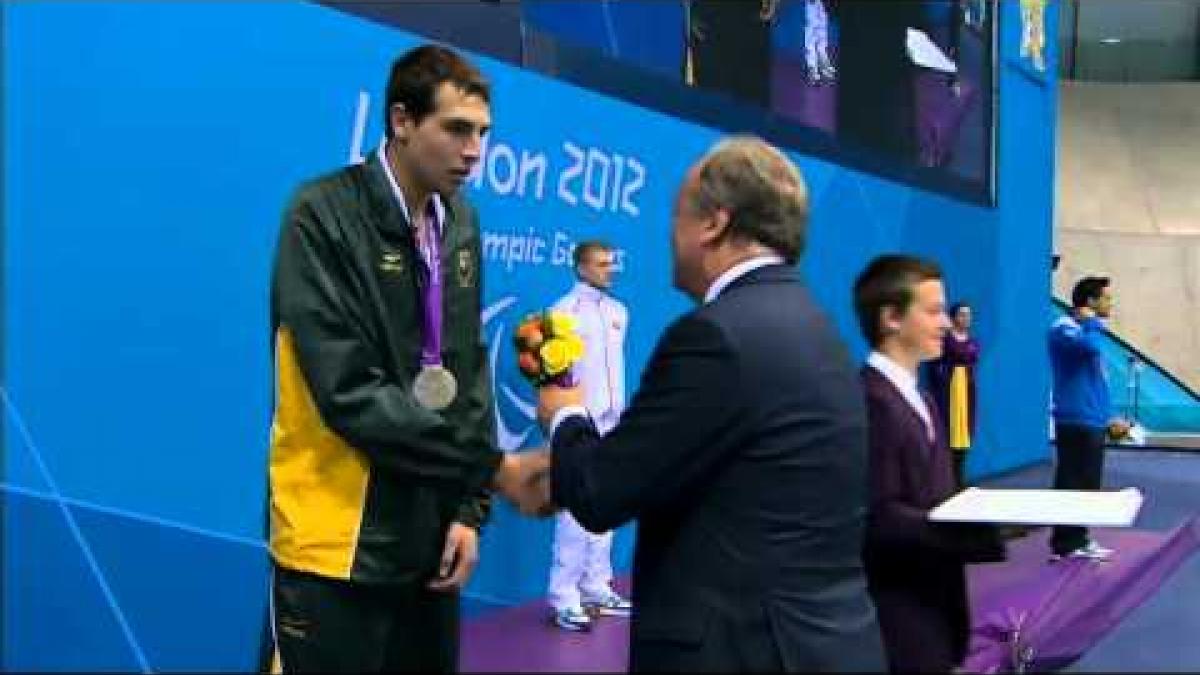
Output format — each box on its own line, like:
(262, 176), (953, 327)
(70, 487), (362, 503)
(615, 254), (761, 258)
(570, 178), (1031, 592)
(949, 301), (971, 319)
(573, 240), (613, 269)
(384, 44), (490, 137)
(1071, 276), (1110, 309)
(853, 254), (943, 348)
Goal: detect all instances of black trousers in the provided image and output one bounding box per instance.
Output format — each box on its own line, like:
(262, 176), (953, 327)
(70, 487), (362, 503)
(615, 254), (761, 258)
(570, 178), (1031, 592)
(688, 0), (772, 107)
(1050, 423), (1107, 555)
(271, 564), (459, 673)
(952, 451), (967, 488)
(835, 0), (919, 161)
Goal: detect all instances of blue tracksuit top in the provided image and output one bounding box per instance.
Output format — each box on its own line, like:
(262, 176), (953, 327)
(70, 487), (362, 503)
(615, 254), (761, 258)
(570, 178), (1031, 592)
(1048, 314), (1112, 429)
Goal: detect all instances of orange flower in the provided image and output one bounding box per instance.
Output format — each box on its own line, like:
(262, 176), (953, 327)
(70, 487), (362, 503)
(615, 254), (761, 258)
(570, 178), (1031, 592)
(518, 351), (541, 377)
(516, 321), (544, 351)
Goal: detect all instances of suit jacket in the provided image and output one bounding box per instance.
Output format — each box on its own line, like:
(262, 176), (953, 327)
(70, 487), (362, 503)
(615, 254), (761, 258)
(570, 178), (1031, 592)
(860, 366), (1003, 673)
(551, 264), (885, 672)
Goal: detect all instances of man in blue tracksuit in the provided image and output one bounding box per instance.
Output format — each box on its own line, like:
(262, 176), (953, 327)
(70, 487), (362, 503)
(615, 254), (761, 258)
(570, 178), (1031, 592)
(1048, 276), (1129, 561)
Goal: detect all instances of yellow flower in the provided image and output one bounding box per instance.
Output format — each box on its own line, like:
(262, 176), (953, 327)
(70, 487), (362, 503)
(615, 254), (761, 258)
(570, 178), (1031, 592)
(565, 333), (585, 361)
(540, 338), (572, 376)
(546, 310), (578, 338)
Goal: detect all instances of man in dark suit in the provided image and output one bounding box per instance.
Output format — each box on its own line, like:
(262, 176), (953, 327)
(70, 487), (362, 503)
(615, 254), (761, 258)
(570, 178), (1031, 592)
(511, 136), (886, 672)
(852, 255), (1003, 673)
(836, 0), (975, 168)
(835, 0), (919, 160)
(686, 0), (776, 106)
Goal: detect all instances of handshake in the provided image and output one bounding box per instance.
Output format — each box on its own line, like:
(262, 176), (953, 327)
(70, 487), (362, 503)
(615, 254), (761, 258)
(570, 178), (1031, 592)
(491, 449), (556, 517)
(488, 382), (587, 517)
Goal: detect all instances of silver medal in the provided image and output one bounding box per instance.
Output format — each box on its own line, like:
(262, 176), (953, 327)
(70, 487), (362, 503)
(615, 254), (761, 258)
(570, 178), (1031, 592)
(413, 364), (457, 411)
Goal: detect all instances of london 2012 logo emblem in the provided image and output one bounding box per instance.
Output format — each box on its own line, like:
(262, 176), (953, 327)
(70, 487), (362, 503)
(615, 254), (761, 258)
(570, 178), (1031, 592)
(482, 296), (539, 450)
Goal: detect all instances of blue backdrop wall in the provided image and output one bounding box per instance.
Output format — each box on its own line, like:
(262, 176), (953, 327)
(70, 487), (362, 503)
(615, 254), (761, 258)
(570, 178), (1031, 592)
(2, 1), (1057, 670)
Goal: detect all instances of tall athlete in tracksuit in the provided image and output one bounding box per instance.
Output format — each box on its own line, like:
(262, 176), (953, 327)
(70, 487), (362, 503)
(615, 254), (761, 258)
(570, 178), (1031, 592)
(546, 240), (633, 631)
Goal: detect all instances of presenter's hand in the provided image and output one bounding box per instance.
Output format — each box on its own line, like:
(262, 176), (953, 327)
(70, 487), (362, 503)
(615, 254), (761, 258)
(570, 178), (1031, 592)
(1107, 418), (1132, 441)
(493, 451), (555, 517)
(536, 384), (585, 430)
(428, 522), (479, 592)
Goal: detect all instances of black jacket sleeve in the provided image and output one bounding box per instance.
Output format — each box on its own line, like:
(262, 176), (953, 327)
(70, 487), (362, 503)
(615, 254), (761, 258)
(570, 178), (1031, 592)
(455, 230), (499, 529)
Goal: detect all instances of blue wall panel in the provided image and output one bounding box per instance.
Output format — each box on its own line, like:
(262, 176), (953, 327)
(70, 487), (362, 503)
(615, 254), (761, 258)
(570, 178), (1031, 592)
(2, 492), (142, 671)
(70, 507), (268, 672)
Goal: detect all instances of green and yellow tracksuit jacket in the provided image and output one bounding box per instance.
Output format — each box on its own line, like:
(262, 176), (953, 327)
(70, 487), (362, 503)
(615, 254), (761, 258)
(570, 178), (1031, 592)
(268, 152), (500, 585)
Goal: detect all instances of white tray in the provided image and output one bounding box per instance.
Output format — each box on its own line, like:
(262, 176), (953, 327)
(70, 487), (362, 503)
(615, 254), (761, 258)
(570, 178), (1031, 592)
(928, 487), (1144, 527)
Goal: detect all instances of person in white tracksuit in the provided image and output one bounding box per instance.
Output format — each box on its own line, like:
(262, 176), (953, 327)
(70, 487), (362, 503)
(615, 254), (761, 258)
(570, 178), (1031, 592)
(546, 240), (633, 632)
(804, 0), (837, 84)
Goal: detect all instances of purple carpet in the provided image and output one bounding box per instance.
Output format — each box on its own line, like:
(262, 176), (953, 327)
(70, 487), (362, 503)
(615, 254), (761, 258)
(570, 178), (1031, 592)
(964, 517), (1200, 672)
(770, 55), (836, 134)
(460, 579), (631, 673)
(462, 521), (1199, 673)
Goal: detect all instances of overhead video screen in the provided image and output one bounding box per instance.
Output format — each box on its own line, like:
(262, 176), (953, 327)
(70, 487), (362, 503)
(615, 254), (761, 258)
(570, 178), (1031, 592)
(324, 0), (998, 204)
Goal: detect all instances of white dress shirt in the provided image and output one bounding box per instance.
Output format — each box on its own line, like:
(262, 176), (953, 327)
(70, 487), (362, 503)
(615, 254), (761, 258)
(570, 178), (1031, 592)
(867, 351), (935, 441)
(378, 142), (444, 269)
(703, 254), (785, 304)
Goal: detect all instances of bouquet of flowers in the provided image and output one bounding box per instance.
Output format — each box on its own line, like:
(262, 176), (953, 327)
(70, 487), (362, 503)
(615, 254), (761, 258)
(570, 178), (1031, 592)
(1107, 419), (1144, 444)
(513, 309), (585, 387)
(1107, 420), (1131, 442)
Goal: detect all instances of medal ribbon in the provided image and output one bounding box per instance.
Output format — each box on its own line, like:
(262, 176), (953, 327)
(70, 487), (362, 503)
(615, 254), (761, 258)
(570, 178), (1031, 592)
(416, 207), (443, 368)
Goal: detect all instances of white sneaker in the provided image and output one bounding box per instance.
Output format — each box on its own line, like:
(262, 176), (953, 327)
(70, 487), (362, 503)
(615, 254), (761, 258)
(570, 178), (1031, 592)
(1082, 540), (1115, 558)
(553, 606), (593, 632)
(583, 592), (632, 617)
(1051, 540), (1114, 562)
